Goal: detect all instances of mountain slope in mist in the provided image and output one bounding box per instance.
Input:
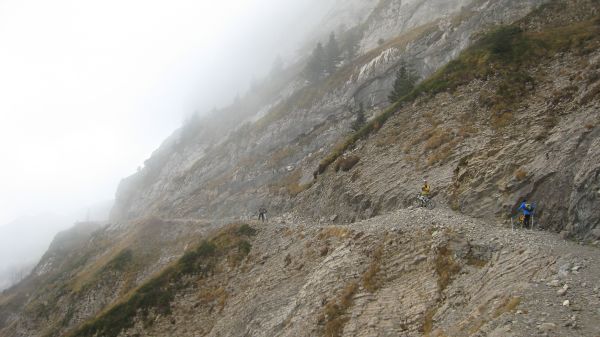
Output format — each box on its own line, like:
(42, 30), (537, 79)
(1, 0), (600, 336)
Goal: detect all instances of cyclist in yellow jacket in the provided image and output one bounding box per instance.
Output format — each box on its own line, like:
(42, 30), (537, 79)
(421, 179), (431, 198)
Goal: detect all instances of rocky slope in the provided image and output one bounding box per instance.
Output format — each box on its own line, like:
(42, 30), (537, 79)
(297, 0), (600, 241)
(103, 209), (600, 337)
(13, 209), (600, 337)
(110, 0), (550, 226)
(1, 0), (599, 336)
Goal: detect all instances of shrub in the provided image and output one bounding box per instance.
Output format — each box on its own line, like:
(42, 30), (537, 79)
(237, 240), (252, 256)
(237, 224), (257, 237)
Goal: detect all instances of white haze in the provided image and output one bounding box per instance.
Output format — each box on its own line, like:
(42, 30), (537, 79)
(0, 0), (336, 226)
(0, 0), (337, 287)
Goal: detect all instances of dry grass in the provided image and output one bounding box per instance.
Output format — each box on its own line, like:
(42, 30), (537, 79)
(458, 124), (477, 138)
(466, 256), (488, 268)
(490, 111), (513, 129)
(458, 297), (520, 335)
(267, 146), (295, 168)
(320, 281), (359, 337)
(318, 227), (351, 240)
(551, 85), (578, 105)
(493, 296), (521, 318)
(421, 306), (438, 335)
(197, 286), (226, 303)
(424, 128), (453, 151)
(514, 168), (528, 181)
(271, 170), (312, 197)
(434, 246), (461, 292)
(580, 82), (600, 105)
(426, 144), (454, 167)
(375, 132), (400, 148)
(334, 155), (360, 172)
(362, 245), (384, 292)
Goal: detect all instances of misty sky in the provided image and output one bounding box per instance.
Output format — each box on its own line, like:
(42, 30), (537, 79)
(0, 0), (334, 226)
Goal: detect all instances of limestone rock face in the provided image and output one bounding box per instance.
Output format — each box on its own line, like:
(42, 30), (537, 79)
(110, 0), (596, 236)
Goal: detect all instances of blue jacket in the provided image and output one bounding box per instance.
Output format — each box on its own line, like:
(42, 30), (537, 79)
(519, 202), (533, 215)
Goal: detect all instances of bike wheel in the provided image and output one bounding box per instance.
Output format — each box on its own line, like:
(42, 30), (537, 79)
(426, 199), (436, 210)
(413, 197), (423, 208)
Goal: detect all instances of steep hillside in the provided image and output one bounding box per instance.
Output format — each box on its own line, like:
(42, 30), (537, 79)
(13, 210), (600, 337)
(1, 0), (599, 336)
(299, 0), (600, 241)
(110, 0), (548, 225)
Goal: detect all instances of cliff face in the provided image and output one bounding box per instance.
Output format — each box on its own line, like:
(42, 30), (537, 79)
(2, 0), (600, 336)
(110, 0), (553, 227)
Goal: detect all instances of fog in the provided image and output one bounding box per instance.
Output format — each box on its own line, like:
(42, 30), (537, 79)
(0, 0), (336, 287)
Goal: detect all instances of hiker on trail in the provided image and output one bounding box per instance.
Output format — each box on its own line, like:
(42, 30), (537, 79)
(258, 207), (267, 222)
(519, 199), (534, 228)
(421, 179), (431, 199)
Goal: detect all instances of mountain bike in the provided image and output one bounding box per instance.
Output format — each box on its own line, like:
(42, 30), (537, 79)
(413, 194), (436, 210)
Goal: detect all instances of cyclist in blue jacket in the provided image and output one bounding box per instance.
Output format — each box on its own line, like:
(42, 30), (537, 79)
(519, 199), (534, 228)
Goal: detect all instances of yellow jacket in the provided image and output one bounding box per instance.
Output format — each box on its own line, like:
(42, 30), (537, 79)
(421, 184), (431, 196)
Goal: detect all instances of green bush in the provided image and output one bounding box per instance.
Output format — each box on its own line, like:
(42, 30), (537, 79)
(237, 224), (258, 237)
(103, 249), (133, 272)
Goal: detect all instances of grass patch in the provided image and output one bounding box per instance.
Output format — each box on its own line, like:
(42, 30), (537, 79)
(267, 146), (296, 168)
(514, 168), (527, 181)
(67, 224), (257, 337)
(493, 296), (521, 318)
(434, 246), (461, 292)
(101, 249), (133, 273)
(362, 245), (384, 292)
(421, 306), (438, 335)
(319, 281), (359, 337)
(424, 128), (453, 151)
(318, 227), (351, 240)
(426, 145), (454, 167)
(270, 170), (313, 197)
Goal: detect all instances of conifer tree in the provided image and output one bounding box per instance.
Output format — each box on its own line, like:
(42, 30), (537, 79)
(342, 27), (362, 61)
(389, 62), (419, 102)
(351, 103), (366, 131)
(325, 32), (342, 74)
(304, 42), (327, 83)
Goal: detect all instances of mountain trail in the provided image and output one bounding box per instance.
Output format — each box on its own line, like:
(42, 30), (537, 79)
(172, 206), (600, 337)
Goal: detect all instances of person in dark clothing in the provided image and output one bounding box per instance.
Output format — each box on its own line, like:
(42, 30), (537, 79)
(518, 199), (534, 228)
(258, 207), (267, 222)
